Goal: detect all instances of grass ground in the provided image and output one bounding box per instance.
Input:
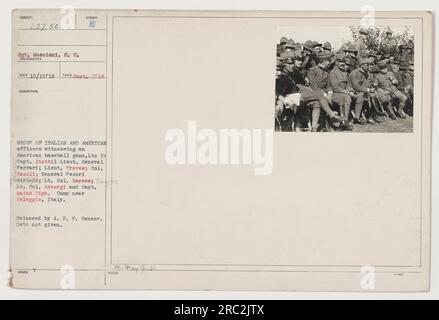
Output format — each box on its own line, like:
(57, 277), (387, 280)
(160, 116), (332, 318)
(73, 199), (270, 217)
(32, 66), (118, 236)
(352, 115), (413, 133)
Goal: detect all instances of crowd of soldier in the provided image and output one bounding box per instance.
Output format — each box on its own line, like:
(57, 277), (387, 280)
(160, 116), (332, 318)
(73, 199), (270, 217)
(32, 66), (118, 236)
(275, 27), (414, 131)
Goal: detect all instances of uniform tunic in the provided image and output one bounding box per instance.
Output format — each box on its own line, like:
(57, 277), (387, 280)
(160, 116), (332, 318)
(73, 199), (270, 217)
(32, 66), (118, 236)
(276, 73), (299, 97)
(355, 39), (368, 59)
(329, 66), (352, 106)
(348, 68), (370, 93)
(307, 65), (330, 92)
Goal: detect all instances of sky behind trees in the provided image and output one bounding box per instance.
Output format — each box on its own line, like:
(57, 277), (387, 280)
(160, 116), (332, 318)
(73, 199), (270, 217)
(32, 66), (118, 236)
(277, 25), (414, 51)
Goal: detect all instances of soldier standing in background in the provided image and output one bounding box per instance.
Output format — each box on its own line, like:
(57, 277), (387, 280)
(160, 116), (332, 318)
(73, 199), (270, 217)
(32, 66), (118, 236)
(380, 27), (397, 56)
(355, 28), (370, 59)
(399, 41), (414, 64)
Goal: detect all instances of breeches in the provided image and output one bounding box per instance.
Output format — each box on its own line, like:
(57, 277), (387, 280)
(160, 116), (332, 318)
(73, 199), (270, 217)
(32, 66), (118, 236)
(391, 89), (408, 103)
(376, 88), (392, 104)
(332, 93), (352, 106)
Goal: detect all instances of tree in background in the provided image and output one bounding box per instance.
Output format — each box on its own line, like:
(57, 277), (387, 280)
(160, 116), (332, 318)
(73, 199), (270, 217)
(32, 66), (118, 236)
(342, 26), (414, 59)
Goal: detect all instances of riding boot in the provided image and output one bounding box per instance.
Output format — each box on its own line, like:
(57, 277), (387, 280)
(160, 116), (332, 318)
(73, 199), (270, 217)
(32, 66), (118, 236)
(398, 102), (407, 118)
(386, 103), (397, 120)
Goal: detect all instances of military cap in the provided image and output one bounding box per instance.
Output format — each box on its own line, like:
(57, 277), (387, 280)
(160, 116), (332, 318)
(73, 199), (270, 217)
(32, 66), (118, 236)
(346, 44), (358, 52)
(285, 39), (296, 49)
(294, 43), (303, 51)
(369, 64), (380, 73)
(323, 41), (332, 50)
(409, 65), (414, 71)
(334, 51), (346, 61)
(318, 52), (332, 61)
(399, 62), (410, 70)
(283, 57), (295, 64)
(385, 27), (393, 34)
(312, 41), (323, 47)
(280, 36), (288, 44)
(304, 40), (314, 48)
(359, 58), (371, 65)
(377, 59), (389, 68)
(359, 27), (369, 35)
(400, 41), (414, 51)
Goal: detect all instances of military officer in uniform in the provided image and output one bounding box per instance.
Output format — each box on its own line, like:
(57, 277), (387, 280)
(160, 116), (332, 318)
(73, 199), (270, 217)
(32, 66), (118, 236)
(380, 27), (397, 56)
(329, 53), (353, 121)
(275, 58), (302, 130)
(306, 52), (344, 131)
(399, 41), (414, 64)
(374, 59), (408, 118)
(355, 27), (370, 59)
(372, 60), (398, 119)
(348, 58), (376, 124)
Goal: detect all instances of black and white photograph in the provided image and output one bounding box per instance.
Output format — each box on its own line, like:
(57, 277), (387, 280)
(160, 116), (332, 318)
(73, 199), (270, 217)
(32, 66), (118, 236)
(275, 26), (415, 132)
